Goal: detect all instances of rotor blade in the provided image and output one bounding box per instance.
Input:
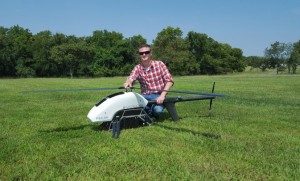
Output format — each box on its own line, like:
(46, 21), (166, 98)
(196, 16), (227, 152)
(20, 87), (125, 94)
(132, 87), (225, 97)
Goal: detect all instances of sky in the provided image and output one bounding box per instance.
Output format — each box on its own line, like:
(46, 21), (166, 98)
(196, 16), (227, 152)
(1, 0), (300, 57)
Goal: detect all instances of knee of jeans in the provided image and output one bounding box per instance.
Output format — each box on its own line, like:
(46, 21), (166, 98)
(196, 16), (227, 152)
(153, 105), (164, 114)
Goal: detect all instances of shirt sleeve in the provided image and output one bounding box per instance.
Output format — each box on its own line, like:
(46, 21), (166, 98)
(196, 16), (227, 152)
(128, 65), (140, 81)
(159, 61), (174, 84)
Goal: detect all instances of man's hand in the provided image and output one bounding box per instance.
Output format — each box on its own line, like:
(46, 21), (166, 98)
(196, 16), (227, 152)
(156, 94), (165, 104)
(156, 81), (173, 104)
(123, 81), (132, 88)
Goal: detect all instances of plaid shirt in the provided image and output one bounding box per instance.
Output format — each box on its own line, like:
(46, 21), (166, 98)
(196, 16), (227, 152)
(128, 61), (173, 94)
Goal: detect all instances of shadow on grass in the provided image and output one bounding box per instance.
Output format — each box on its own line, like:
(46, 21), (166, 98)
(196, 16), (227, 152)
(155, 124), (221, 139)
(39, 124), (97, 133)
(39, 119), (146, 134)
(38, 113), (219, 139)
(95, 119), (146, 131)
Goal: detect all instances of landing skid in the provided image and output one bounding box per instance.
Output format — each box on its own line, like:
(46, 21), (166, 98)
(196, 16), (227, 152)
(100, 107), (153, 138)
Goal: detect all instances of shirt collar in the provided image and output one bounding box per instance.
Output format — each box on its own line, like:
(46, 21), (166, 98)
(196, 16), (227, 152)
(141, 61), (153, 71)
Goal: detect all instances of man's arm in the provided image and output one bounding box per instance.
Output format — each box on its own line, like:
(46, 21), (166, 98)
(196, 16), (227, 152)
(157, 81), (173, 104)
(124, 65), (139, 88)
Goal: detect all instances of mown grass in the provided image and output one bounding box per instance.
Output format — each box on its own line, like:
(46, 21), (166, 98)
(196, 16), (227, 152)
(0, 73), (299, 180)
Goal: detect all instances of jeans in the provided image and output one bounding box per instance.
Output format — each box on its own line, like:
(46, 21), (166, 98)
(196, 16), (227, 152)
(142, 93), (164, 117)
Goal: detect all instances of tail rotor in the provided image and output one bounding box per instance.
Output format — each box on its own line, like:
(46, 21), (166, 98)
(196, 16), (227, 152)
(209, 82), (215, 110)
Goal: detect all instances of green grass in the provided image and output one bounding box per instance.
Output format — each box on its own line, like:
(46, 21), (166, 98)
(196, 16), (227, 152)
(0, 73), (300, 180)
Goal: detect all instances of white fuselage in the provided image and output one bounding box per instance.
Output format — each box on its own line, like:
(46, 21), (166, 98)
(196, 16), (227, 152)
(87, 92), (149, 122)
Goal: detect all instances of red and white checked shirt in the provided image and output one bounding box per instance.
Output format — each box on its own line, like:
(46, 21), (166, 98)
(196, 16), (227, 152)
(128, 60), (174, 94)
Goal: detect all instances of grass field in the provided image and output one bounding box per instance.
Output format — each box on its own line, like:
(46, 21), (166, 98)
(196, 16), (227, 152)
(1, 72), (300, 180)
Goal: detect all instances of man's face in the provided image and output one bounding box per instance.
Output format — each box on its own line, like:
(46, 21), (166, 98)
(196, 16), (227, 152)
(138, 47), (152, 63)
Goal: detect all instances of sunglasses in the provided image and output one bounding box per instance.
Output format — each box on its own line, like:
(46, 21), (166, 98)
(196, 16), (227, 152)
(138, 51), (151, 55)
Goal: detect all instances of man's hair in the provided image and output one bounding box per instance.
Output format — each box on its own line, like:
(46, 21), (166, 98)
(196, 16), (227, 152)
(139, 44), (151, 50)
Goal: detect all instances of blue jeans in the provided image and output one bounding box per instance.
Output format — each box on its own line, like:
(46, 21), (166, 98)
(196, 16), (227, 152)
(142, 94), (164, 117)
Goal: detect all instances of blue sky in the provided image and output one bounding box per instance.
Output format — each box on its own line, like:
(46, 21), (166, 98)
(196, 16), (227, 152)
(1, 0), (300, 56)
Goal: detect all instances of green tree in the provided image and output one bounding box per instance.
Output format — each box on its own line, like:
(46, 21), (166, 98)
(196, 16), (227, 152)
(264, 41), (290, 74)
(88, 30), (145, 76)
(87, 30), (124, 48)
(186, 31), (245, 74)
(186, 31), (215, 61)
(53, 33), (68, 45)
(288, 40), (300, 74)
(152, 26), (199, 75)
(0, 26), (10, 76)
(0, 25), (34, 77)
(88, 30), (123, 76)
(11, 26), (34, 77)
(219, 44), (245, 73)
(50, 41), (94, 78)
(31, 31), (59, 77)
(246, 56), (269, 71)
(200, 54), (222, 74)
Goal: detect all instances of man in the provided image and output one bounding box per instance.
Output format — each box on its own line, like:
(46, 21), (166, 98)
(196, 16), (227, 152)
(123, 44), (174, 119)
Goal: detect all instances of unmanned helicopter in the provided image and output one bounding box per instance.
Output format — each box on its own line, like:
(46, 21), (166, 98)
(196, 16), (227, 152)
(87, 82), (224, 138)
(21, 82), (225, 138)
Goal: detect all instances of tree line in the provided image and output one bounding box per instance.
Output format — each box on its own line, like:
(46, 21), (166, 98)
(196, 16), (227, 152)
(246, 41), (300, 74)
(0, 25), (299, 78)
